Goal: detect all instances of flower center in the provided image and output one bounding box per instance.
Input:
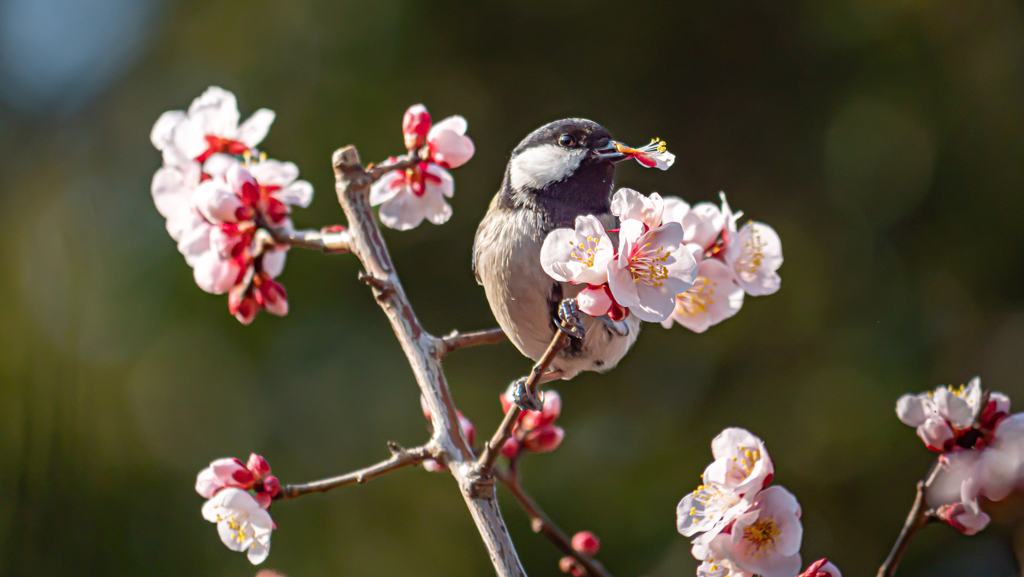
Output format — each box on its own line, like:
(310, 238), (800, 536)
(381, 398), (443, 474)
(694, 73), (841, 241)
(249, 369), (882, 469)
(729, 445), (762, 479)
(569, 236), (601, 268)
(226, 516), (249, 544)
(198, 135), (249, 163)
(733, 224), (766, 277)
(743, 518), (780, 552)
(675, 277), (714, 317)
(627, 240), (670, 287)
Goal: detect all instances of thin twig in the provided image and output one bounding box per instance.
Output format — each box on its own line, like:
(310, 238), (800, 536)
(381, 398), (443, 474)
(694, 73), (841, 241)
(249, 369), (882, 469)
(276, 445), (430, 500)
(441, 328), (508, 359)
(495, 467), (614, 577)
(877, 462), (943, 577)
(476, 331), (571, 477)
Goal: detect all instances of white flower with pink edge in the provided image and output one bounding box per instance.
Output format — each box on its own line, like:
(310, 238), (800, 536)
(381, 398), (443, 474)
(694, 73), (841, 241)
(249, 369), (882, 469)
(201, 487), (274, 564)
(662, 256), (744, 333)
(606, 218), (697, 322)
(703, 427), (774, 499)
(371, 104), (475, 230)
(151, 86), (274, 169)
(896, 377), (985, 451)
(718, 485), (803, 577)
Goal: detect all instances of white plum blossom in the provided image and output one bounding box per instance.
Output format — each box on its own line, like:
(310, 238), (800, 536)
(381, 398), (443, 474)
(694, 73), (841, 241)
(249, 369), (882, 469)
(678, 480), (750, 552)
(607, 219), (697, 322)
(662, 257), (744, 333)
(610, 187), (665, 230)
(371, 104), (475, 230)
(202, 487), (274, 564)
(370, 163), (455, 230)
(896, 377), (985, 451)
(725, 218), (783, 296)
(703, 427), (774, 499)
(151, 86), (274, 168)
(719, 486), (803, 577)
(696, 539), (753, 577)
(540, 215), (616, 287)
(151, 162), (205, 242)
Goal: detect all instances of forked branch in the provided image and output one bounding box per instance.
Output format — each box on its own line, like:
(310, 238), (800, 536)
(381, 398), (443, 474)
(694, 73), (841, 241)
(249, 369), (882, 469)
(877, 463), (942, 577)
(441, 328), (508, 358)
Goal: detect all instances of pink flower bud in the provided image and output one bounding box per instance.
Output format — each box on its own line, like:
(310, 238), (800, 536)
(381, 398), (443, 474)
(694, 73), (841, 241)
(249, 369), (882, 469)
(247, 454), (271, 478)
(262, 475), (281, 497)
(500, 437), (520, 459)
(936, 502), (990, 536)
(798, 559), (842, 577)
(198, 457), (255, 495)
(254, 273), (289, 317)
(522, 391), (562, 430)
(523, 425), (565, 454)
(229, 285), (259, 325)
(254, 491), (273, 510)
(403, 104), (432, 150)
(571, 531), (600, 556)
(980, 392), (1011, 429)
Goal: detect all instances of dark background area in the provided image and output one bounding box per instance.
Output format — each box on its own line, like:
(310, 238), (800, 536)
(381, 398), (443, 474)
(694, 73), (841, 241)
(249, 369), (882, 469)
(2, 1), (1024, 576)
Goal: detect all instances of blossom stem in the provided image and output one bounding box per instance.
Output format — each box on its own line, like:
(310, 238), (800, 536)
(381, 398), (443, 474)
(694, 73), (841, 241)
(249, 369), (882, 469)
(332, 145), (526, 577)
(475, 331), (571, 478)
(876, 462), (942, 577)
(495, 466), (615, 577)
(440, 328), (508, 359)
(275, 445), (431, 500)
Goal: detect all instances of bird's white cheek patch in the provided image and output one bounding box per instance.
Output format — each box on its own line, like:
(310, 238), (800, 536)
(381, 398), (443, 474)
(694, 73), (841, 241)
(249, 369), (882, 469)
(510, 145), (586, 191)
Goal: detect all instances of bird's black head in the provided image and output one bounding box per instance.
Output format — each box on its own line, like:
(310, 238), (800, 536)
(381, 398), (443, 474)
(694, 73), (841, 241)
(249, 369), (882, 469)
(498, 118), (630, 225)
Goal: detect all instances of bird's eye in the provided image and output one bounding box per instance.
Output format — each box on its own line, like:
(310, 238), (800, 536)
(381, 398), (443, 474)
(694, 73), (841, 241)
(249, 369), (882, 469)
(558, 134), (576, 148)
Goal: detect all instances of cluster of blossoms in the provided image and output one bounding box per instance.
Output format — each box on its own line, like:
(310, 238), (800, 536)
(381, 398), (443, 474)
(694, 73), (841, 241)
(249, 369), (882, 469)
(369, 104), (475, 230)
(659, 192), (782, 333)
(558, 530), (602, 576)
(151, 87), (315, 323)
(540, 188), (783, 331)
(541, 188), (699, 323)
(196, 454), (280, 564)
(676, 428), (839, 577)
(499, 386), (566, 457)
(896, 377), (1021, 535)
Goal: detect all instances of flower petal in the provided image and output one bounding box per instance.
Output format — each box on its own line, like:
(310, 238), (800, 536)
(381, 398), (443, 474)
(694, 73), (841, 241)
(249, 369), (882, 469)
(236, 108), (276, 147)
(577, 285), (613, 317)
(188, 86), (240, 137)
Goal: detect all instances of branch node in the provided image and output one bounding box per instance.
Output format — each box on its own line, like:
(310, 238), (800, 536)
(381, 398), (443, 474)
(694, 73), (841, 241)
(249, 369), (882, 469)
(358, 271), (393, 298)
(387, 441), (406, 456)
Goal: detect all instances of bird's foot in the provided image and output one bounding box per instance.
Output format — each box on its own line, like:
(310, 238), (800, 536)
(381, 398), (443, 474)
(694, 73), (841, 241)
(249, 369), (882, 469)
(557, 298), (586, 339)
(511, 377), (544, 412)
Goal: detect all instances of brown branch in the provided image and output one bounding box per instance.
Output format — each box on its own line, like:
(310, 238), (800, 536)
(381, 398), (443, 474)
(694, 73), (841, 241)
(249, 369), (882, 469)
(476, 331), (570, 477)
(877, 462), (942, 577)
(267, 226), (352, 253)
(276, 444), (430, 500)
(332, 146), (527, 577)
(441, 328), (508, 359)
(495, 467), (614, 577)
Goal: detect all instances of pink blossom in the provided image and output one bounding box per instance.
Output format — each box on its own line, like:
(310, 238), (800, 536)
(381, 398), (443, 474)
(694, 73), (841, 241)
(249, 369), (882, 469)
(195, 457), (256, 498)
(936, 502), (990, 536)
(606, 218), (698, 322)
(613, 138), (675, 170)
(720, 486), (803, 577)
(371, 105), (474, 230)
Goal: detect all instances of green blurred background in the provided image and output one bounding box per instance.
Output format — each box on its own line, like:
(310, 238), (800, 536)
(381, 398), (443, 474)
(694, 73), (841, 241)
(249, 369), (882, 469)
(2, 1), (1024, 576)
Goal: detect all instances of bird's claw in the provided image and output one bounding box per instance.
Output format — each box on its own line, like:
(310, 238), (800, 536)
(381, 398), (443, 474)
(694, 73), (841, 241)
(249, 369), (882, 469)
(511, 377), (544, 412)
(557, 298), (586, 339)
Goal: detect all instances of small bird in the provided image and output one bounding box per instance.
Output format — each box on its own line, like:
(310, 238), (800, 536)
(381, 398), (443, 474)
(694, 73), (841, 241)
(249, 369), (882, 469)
(473, 118), (639, 410)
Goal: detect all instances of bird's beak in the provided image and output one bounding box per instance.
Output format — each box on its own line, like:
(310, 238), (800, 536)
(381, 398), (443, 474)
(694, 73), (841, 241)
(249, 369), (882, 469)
(593, 140), (631, 163)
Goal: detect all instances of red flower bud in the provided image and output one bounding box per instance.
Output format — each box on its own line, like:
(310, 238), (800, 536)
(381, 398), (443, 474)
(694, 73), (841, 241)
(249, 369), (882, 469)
(522, 425), (565, 453)
(403, 104), (432, 150)
(559, 556), (583, 576)
(247, 454), (271, 478)
(571, 531), (600, 556)
(500, 437), (520, 459)
(522, 391), (561, 429)
(262, 475), (281, 497)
